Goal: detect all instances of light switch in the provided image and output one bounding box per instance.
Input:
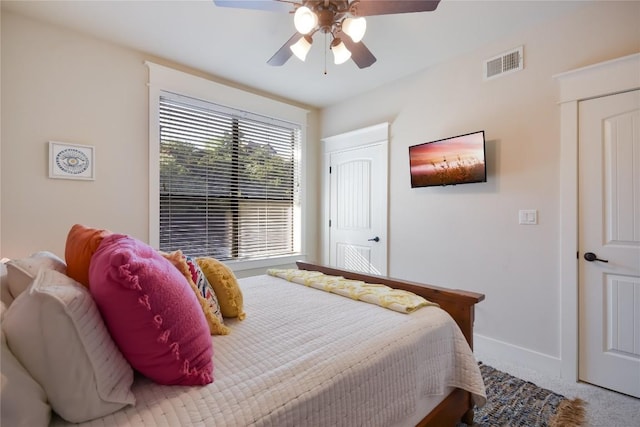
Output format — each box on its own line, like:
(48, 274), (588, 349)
(519, 209), (538, 225)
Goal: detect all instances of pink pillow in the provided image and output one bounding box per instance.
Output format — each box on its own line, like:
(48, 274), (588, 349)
(89, 234), (213, 386)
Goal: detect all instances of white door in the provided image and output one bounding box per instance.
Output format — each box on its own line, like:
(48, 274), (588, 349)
(329, 144), (387, 275)
(578, 89), (640, 398)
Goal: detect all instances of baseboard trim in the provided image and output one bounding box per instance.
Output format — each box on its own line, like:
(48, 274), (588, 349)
(474, 334), (562, 377)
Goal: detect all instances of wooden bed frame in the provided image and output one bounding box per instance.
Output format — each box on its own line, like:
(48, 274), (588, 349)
(296, 261), (485, 427)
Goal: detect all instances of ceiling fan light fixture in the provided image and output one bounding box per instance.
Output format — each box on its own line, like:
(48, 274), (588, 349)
(290, 35), (313, 61)
(331, 38), (351, 64)
(293, 6), (318, 35)
(342, 17), (367, 43)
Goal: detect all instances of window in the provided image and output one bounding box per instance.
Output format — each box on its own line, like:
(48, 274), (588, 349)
(157, 91), (301, 262)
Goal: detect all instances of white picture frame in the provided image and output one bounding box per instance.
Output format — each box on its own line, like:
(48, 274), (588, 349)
(49, 141), (95, 180)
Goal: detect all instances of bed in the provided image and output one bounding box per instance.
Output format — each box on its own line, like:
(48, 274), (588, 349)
(1, 253), (486, 427)
(294, 261), (487, 427)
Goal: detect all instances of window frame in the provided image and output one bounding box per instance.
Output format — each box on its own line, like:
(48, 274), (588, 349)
(147, 62), (309, 271)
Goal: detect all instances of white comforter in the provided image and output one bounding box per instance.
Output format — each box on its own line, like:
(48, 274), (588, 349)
(53, 274), (486, 427)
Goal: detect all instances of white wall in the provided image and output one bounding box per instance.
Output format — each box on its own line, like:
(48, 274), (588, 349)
(320, 1), (640, 370)
(2, 12), (148, 258)
(0, 11), (320, 272)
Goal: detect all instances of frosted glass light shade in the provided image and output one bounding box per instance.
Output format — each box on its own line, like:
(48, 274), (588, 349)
(331, 39), (351, 64)
(342, 17), (366, 42)
(294, 6), (318, 35)
(290, 36), (313, 61)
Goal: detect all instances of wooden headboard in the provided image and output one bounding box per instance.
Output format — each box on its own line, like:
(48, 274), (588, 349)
(296, 261), (485, 350)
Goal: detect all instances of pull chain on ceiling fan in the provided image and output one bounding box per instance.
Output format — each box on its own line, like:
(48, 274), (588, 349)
(214, 0), (441, 69)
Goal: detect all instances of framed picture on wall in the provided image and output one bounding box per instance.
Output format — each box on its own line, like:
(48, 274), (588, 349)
(49, 141), (95, 180)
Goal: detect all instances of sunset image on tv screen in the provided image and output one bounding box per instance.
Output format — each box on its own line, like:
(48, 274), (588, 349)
(409, 131), (486, 187)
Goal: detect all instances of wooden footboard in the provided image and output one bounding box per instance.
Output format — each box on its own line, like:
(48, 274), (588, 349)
(295, 261), (484, 427)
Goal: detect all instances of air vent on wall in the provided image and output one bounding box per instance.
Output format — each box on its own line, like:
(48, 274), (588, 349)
(484, 46), (524, 80)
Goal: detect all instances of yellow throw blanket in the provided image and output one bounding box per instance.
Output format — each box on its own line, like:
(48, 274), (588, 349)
(267, 269), (437, 314)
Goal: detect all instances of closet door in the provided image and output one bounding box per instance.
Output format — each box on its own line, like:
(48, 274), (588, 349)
(329, 143), (387, 275)
(578, 89), (640, 398)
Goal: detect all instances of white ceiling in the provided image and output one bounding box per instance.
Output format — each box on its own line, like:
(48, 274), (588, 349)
(2, 0), (586, 108)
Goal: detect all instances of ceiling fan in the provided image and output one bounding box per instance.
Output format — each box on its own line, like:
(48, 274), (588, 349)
(213, 0), (441, 68)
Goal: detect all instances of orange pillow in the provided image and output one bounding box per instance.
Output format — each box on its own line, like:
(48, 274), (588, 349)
(64, 224), (112, 288)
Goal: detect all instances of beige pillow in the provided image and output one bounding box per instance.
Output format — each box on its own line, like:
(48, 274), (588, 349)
(196, 257), (246, 320)
(5, 251), (66, 299)
(0, 301), (51, 426)
(2, 269), (135, 423)
(1, 262), (14, 306)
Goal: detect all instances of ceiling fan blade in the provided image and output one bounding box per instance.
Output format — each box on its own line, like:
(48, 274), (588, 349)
(213, 0), (292, 13)
(267, 33), (303, 66)
(351, 0), (441, 16)
(339, 33), (377, 69)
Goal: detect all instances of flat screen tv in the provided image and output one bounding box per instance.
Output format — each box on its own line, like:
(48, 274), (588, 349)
(409, 130), (486, 188)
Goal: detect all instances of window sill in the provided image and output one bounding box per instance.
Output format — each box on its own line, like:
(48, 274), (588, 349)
(223, 254), (308, 273)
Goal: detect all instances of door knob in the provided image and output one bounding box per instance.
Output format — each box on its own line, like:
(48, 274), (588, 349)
(368, 236), (380, 242)
(584, 252), (608, 263)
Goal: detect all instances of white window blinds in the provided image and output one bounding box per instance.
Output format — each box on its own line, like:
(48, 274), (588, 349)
(158, 92), (301, 261)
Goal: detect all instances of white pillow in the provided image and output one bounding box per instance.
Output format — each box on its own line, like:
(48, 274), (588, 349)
(2, 269), (135, 423)
(1, 262), (14, 306)
(0, 301), (51, 427)
(5, 251), (66, 299)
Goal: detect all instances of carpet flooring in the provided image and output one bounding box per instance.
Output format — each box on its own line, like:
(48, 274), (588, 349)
(459, 363), (585, 427)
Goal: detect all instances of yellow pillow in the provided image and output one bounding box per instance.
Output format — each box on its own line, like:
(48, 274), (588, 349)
(161, 251), (229, 335)
(196, 257), (246, 320)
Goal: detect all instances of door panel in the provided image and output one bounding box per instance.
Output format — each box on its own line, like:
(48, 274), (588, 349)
(578, 89), (640, 397)
(336, 243), (373, 272)
(606, 275), (640, 356)
(336, 158), (371, 230)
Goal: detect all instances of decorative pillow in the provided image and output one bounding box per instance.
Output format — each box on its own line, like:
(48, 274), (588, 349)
(1, 301), (51, 427)
(5, 251), (66, 299)
(65, 223), (112, 288)
(196, 257), (246, 320)
(90, 234), (213, 385)
(2, 269), (135, 423)
(186, 256), (224, 323)
(161, 251), (229, 336)
(1, 261), (14, 306)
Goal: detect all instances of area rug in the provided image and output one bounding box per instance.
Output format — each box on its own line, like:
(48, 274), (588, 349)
(459, 363), (586, 427)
